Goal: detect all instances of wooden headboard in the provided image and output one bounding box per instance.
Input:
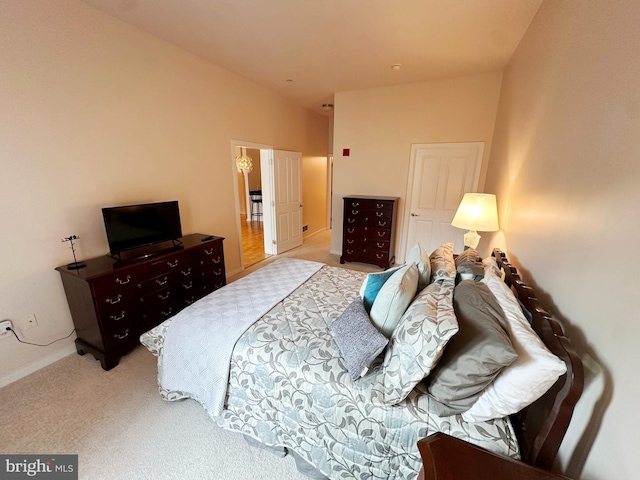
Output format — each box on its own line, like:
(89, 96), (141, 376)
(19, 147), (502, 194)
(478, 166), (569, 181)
(417, 250), (584, 478)
(492, 249), (584, 470)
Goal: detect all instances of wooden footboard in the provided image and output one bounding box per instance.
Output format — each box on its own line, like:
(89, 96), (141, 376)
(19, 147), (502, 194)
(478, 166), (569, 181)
(418, 249), (584, 479)
(416, 433), (573, 480)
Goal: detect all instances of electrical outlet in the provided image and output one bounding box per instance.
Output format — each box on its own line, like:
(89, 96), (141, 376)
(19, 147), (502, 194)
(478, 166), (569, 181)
(0, 320), (13, 338)
(24, 313), (38, 330)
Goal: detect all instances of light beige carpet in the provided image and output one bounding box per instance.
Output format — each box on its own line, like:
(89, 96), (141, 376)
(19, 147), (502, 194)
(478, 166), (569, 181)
(0, 230), (379, 480)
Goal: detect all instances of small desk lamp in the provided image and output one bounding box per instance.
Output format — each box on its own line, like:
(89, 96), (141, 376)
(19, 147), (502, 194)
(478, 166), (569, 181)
(451, 193), (499, 250)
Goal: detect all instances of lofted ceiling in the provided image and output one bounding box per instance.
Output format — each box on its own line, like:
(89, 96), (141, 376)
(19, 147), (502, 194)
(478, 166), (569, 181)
(81, 0), (543, 115)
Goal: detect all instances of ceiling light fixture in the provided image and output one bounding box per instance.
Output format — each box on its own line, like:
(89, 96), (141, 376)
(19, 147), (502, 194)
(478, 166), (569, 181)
(235, 147), (253, 174)
(391, 64), (402, 71)
(322, 103), (333, 112)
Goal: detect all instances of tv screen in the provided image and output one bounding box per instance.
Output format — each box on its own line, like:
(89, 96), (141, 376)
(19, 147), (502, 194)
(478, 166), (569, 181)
(102, 201), (182, 255)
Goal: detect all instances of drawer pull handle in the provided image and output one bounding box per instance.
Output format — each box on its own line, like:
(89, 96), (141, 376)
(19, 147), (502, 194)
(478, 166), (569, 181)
(159, 292), (170, 300)
(351, 210), (359, 215)
(167, 260), (178, 268)
(110, 311), (126, 321)
(181, 268), (191, 276)
(379, 221), (387, 227)
(156, 277), (168, 286)
(205, 248), (214, 255)
(378, 232), (386, 237)
(106, 294), (122, 305)
(377, 242), (385, 248)
(183, 282), (193, 290)
(347, 228), (355, 234)
(352, 202), (359, 207)
(115, 330), (129, 340)
(376, 212), (383, 217)
(213, 257), (221, 263)
(161, 308), (173, 317)
(116, 275), (131, 285)
(185, 297), (195, 305)
(347, 249), (354, 255)
(348, 218), (356, 224)
(377, 203), (384, 208)
(376, 253), (384, 259)
(214, 269), (222, 276)
(347, 239), (354, 244)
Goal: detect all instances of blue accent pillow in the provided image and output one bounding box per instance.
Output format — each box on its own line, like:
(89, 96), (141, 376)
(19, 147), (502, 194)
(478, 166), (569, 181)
(359, 266), (401, 313)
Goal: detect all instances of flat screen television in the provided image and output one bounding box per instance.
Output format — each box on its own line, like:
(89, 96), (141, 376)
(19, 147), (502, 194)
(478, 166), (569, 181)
(102, 201), (182, 256)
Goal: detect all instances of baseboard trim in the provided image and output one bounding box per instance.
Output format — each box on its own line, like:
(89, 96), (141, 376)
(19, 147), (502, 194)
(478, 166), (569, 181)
(0, 344), (76, 388)
(302, 227), (328, 239)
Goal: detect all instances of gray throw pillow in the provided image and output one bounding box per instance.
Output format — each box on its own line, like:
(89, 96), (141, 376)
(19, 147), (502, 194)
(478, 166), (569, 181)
(332, 297), (389, 381)
(427, 280), (517, 416)
(455, 248), (484, 281)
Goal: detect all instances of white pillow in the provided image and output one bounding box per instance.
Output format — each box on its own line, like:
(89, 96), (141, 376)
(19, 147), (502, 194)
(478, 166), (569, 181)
(406, 243), (431, 292)
(482, 256), (503, 278)
(370, 263), (419, 338)
(462, 270), (567, 423)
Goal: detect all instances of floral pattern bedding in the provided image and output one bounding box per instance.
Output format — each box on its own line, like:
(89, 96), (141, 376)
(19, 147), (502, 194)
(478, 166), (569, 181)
(142, 265), (519, 479)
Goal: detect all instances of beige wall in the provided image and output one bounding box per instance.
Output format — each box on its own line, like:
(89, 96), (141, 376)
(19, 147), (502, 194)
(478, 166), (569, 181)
(484, 0), (640, 477)
(0, 0), (328, 384)
(331, 72), (503, 256)
(302, 157), (328, 237)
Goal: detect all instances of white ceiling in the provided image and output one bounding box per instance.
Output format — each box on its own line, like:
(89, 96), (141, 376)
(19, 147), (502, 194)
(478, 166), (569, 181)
(81, 0), (543, 115)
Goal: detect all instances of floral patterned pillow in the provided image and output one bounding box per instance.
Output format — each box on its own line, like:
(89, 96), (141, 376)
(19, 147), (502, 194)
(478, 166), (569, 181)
(429, 242), (456, 282)
(375, 278), (458, 405)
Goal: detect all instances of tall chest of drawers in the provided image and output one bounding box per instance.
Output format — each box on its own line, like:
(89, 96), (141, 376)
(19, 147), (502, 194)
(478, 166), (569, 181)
(340, 196), (399, 269)
(56, 234), (225, 370)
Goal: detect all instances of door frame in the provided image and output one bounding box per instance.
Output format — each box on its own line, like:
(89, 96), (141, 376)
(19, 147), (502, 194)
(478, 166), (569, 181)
(398, 142), (484, 262)
(230, 139), (274, 269)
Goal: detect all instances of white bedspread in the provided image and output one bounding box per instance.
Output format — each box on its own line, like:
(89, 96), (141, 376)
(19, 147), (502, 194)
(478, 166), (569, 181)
(158, 258), (323, 416)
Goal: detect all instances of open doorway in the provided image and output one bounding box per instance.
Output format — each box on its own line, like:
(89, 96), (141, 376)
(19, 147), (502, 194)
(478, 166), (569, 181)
(233, 143), (272, 268)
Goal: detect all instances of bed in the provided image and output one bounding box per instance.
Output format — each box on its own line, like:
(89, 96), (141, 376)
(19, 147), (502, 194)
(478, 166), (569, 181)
(140, 244), (583, 479)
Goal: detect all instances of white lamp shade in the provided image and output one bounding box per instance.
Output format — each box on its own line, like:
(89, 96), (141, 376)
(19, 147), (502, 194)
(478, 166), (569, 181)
(451, 193), (499, 232)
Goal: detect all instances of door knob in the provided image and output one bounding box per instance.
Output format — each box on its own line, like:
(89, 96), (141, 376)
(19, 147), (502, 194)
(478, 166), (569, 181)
(411, 213), (420, 217)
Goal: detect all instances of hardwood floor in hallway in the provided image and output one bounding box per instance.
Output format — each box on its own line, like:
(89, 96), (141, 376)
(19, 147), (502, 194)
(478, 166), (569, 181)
(232, 227), (381, 283)
(241, 214), (269, 267)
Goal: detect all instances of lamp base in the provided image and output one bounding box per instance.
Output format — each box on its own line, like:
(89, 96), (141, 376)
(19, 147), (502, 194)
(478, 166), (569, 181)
(463, 230), (481, 250)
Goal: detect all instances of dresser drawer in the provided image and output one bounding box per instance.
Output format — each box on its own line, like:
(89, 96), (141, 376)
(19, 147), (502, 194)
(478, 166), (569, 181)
(91, 266), (148, 296)
(370, 228), (392, 241)
(148, 251), (191, 277)
(102, 323), (134, 350)
(367, 239), (390, 252)
(98, 302), (139, 330)
(96, 285), (140, 311)
(200, 275), (226, 296)
(363, 250), (391, 265)
(140, 286), (176, 327)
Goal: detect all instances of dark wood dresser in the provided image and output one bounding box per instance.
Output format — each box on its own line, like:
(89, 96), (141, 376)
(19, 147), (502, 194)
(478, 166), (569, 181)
(56, 233), (225, 370)
(340, 195), (399, 269)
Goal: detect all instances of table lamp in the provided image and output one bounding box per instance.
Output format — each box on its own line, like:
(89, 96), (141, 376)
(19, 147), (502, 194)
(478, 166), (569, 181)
(451, 193), (499, 249)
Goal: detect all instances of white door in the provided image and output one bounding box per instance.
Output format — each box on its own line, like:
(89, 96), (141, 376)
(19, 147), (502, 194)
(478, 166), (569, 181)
(402, 143), (484, 257)
(273, 150), (303, 254)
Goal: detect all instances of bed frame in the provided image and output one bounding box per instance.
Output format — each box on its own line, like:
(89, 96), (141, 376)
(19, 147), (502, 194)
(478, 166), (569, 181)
(418, 249), (584, 478)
